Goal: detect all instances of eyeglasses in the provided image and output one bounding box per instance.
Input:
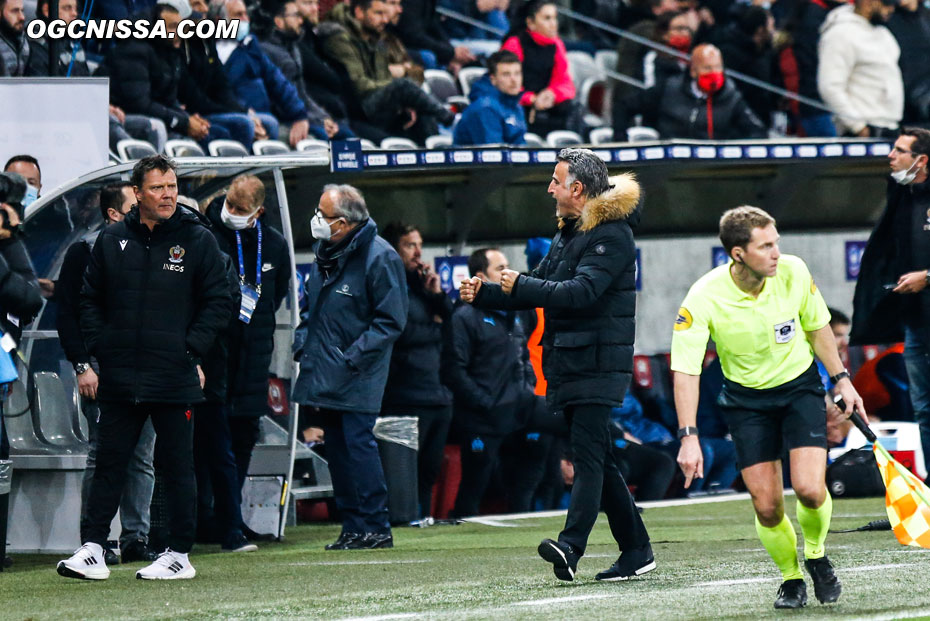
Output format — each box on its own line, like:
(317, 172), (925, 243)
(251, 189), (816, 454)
(892, 146), (917, 156)
(314, 208), (342, 221)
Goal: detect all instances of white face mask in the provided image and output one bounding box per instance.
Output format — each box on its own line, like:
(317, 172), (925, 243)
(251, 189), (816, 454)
(891, 158), (923, 186)
(310, 213), (334, 241)
(221, 199), (257, 230)
(22, 184), (38, 208)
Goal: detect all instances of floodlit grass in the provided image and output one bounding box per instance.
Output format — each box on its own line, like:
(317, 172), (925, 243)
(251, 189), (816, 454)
(5, 496), (930, 620)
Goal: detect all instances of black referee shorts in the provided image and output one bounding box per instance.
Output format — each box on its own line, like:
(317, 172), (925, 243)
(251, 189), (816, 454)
(717, 363), (827, 469)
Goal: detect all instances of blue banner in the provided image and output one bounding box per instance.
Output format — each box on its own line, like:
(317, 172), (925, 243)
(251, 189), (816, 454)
(712, 246), (728, 268)
(435, 256), (470, 300)
(845, 241), (867, 281)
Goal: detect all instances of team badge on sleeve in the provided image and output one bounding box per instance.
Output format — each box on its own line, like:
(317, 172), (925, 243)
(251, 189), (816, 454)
(674, 307), (693, 331)
(810, 278), (817, 294)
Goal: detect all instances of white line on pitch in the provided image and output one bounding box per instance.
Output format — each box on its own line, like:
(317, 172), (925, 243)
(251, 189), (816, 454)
(511, 593), (617, 607)
(289, 560), (431, 566)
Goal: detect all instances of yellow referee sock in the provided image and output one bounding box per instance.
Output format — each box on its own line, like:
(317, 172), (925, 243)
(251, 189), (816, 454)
(755, 514), (803, 581)
(796, 492), (832, 560)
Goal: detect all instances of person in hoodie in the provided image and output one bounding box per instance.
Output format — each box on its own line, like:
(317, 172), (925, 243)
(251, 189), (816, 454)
(453, 50), (526, 146)
(460, 148), (654, 584)
(58, 154), (232, 582)
(501, 0), (577, 136)
(816, 0), (903, 138)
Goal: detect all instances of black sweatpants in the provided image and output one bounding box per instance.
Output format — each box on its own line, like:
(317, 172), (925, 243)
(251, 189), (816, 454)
(559, 403), (650, 555)
(82, 401), (196, 553)
(229, 416), (262, 491)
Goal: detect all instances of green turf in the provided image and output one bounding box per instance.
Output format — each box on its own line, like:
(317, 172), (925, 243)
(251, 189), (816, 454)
(4, 496), (930, 620)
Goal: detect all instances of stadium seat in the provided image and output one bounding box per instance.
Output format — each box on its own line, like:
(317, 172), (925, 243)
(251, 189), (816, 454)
(208, 139), (250, 157)
(566, 50), (605, 92)
(580, 78), (609, 121)
(360, 138), (377, 151)
(32, 372), (85, 449)
(425, 134), (452, 149)
(296, 138), (329, 152)
(590, 127), (614, 144)
(116, 139), (157, 161)
(381, 136), (419, 150)
(626, 126), (660, 142)
(164, 139), (206, 157)
(546, 130), (584, 147)
(252, 139), (291, 155)
(595, 49), (618, 76)
(458, 66), (488, 98)
(424, 69), (460, 102)
(4, 378), (58, 454)
(523, 132), (547, 148)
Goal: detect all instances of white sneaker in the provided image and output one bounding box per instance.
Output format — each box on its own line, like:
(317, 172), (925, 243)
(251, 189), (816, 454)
(57, 542), (110, 580)
(136, 549), (196, 580)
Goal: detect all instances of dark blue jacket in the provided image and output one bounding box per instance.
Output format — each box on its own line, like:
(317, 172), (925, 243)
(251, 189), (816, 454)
(221, 35), (307, 123)
(292, 219), (408, 413)
(453, 75), (526, 146)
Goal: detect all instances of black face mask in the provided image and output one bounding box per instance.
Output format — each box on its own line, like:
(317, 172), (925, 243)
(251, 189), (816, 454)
(869, 10), (887, 25)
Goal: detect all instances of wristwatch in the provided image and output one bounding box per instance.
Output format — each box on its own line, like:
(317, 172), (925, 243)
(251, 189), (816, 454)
(677, 426), (699, 439)
(75, 362), (91, 375)
(830, 369), (850, 384)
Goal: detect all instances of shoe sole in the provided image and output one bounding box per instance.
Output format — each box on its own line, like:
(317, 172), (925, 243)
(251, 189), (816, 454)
(774, 599), (807, 609)
(57, 562), (109, 580)
(136, 568), (197, 580)
(537, 540), (574, 581)
(595, 560), (657, 582)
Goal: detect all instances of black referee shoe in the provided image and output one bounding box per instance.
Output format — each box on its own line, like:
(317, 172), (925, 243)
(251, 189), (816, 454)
(537, 539), (580, 582)
(774, 579), (808, 609)
(804, 556), (842, 603)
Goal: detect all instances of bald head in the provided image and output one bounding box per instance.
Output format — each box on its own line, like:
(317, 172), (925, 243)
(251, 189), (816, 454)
(690, 44), (723, 75)
(228, 174), (265, 209)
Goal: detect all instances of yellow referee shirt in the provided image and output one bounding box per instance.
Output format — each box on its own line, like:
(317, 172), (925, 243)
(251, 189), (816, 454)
(671, 254), (831, 389)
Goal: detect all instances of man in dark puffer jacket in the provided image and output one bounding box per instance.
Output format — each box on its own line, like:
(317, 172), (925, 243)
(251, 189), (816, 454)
(58, 155), (232, 582)
(461, 148), (654, 583)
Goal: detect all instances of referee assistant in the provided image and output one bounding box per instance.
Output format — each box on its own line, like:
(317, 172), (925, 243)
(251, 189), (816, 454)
(672, 206), (866, 609)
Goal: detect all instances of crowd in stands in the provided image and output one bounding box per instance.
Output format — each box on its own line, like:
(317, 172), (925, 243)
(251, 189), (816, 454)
(3, 0), (926, 154)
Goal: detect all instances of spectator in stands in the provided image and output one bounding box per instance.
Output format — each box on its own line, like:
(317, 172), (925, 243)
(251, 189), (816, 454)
(395, 0), (476, 71)
(851, 127), (930, 479)
(94, 0), (156, 20)
(295, 0), (355, 125)
(260, 0), (354, 141)
(444, 247), (548, 516)
(319, 0), (455, 145)
(609, 392), (676, 501)
(691, 358), (741, 495)
(613, 0), (680, 103)
(102, 1), (232, 149)
(453, 49), (526, 146)
(614, 43), (766, 140)
(816, 0), (903, 138)
(293, 184), (407, 550)
(26, 0), (88, 76)
(380, 222), (453, 522)
(784, 0), (844, 136)
(56, 183), (157, 567)
(815, 308), (851, 391)
(716, 5), (778, 129)
(501, 0), (578, 137)
(216, 0), (318, 147)
(383, 0), (425, 85)
(886, 0), (930, 126)
(440, 0), (510, 42)
(0, 0), (28, 76)
(199, 175), (290, 548)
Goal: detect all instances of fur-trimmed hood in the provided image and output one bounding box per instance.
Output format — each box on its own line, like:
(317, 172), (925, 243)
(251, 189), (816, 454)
(570, 173), (641, 232)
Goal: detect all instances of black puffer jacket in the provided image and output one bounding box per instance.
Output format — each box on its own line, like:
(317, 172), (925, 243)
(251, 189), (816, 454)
(205, 198), (291, 415)
(179, 38), (247, 116)
(80, 205), (233, 404)
(381, 270), (453, 411)
(614, 72), (766, 140)
(476, 174), (641, 411)
(101, 39), (190, 134)
(0, 236), (42, 344)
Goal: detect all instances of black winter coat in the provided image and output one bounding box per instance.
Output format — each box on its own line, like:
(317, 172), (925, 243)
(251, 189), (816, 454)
(614, 72), (766, 140)
(715, 23), (778, 126)
(180, 38), (247, 116)
(395, 0), (454, 66)
(56, 233), (98, 366)
(80, 205), (233, 404)
(204, 198), (291, 414)
(0, 236), (42, 344)
(26, 37), (90, 77)
(476, 174), (642, 411)
(260, 30), (329, 125)
(299, 29), (348, 120)
(788, 0), (844, 117)
(887, 5), (930, 123)
(101, 39), (190, 134)
(381, 270), (452, 411)
(443, 304), (534, 435)
(851, 177), (930, 347)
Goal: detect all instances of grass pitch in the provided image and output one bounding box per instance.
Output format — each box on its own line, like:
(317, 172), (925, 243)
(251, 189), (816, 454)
(4, 495), (930, 620)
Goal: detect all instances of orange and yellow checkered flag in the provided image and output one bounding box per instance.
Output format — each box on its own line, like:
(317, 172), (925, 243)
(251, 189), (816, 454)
(873, 442), (930, 549)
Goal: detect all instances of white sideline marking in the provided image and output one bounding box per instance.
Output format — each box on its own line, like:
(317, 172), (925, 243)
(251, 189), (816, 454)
(511, 593), (616, 607)
(338, 614), (421, 621)
(464, 518), (524, 527)
(290, 560), (430, 566)
(693, 563), (911, 588)
(854, 609), (930, 621)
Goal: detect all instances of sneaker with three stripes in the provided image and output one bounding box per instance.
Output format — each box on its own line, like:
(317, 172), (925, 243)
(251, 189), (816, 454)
(57, 542), (111, 580)
(136, 549), (196, 580)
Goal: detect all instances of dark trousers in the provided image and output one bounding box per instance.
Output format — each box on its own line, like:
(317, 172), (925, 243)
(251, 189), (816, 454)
(614, 441), (676, 501)
(559, 403), (649, 555)
(414, 405), (452, 518)
(319, 408), (390, 535)
(229, 416), (262, 491)
(82, 402), (196, 553)
(194, 403), (245, 546)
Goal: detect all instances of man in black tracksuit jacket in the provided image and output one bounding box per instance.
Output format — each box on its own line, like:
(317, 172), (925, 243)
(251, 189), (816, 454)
(460, 149), (653, 583)
(60, 155), (232, 581)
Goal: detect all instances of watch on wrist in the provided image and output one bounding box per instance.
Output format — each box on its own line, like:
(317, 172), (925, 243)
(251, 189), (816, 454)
(830, 369), (850, 384)
(677, 426), (699, 439)
(925, 271), (930, 286)
(75, 362), (91, 375)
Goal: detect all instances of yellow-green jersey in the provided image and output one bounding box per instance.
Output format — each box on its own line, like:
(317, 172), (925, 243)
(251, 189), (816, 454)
(670, 254), (831, 389)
